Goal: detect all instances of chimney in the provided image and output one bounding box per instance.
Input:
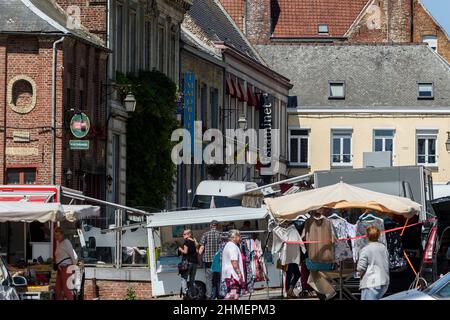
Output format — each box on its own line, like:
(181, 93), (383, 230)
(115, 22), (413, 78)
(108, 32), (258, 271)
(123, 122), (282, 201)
(386, 0), (414, 43)
(244, 0), (272, 45)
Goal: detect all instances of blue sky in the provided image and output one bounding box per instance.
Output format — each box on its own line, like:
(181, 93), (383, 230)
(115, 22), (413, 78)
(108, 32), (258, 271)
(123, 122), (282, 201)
(422, 0), (450, 34)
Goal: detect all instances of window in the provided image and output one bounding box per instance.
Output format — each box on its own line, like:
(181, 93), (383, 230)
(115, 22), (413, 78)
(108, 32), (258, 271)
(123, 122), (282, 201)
(169, 31), (176, 79)
(418, 83), (434, 99)
(329, 81), (345, 99)
(287, 96), (298, 108)
(128, 10), (137, 73)
(318, 24), (329, 34)
(115, 3), (123, 71)
(374, 129), (394, 153)
(417, 130), (438, 166)
(158, 25), (165, 72)
(6, 168), (36, 185)
(289, 129), (309, 166)
(144, 20), (151, 70)
(332, 131), (352, 166)
(112, 135), (121, 203)
(210, 88), (218, 129)
(423, 35), (438, 51)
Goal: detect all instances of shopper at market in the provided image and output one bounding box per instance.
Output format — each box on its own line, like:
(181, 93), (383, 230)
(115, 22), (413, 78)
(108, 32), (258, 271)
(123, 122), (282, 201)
(199, 220), (221, 299)
(285, 263), (301, 298)
(54, 227), (78, 300)
(357, 226), (390, 300)
(220, 229), (245, 300)
(177, 229), (199, 297)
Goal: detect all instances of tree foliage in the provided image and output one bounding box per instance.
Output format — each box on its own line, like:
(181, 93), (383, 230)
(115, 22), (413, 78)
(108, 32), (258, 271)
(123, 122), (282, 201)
(118, 71), (177, 209)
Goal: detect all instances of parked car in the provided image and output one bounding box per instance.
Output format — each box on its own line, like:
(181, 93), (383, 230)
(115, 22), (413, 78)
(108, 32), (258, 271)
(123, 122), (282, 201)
(0, 256), (27, 300)
(382, 272), (450, 300)
(421, 196), (450, 284)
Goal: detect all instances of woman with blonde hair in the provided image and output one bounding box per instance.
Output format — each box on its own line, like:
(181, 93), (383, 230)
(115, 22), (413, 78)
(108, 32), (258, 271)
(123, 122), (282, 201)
(177, 229), (199, 297)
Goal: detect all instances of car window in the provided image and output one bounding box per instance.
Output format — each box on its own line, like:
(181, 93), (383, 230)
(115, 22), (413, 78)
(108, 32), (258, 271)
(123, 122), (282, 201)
(434, 281), (450, 298)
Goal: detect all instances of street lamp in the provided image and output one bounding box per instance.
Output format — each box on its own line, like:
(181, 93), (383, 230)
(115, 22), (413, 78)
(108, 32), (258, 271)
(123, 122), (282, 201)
(446, 132), (450, 152)
(124, 93), (137, 113)
(238, 116), (247, 130)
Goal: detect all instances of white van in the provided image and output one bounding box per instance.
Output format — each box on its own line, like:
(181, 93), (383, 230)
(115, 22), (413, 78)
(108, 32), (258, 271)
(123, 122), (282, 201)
(191, 180), (258, 209)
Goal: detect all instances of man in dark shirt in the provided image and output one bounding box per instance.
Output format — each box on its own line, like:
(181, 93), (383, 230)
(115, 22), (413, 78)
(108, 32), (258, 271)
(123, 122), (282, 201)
(199, 220), (221, 299)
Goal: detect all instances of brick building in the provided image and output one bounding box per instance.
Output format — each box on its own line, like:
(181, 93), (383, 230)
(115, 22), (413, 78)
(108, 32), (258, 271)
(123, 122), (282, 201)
(218, 0), (450, 63)
(0, 0), (108, 192)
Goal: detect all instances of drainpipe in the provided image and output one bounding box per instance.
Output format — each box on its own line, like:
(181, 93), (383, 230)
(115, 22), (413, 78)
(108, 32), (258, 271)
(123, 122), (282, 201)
(52, 36), (65, 185)
(410, 0), (414, 43)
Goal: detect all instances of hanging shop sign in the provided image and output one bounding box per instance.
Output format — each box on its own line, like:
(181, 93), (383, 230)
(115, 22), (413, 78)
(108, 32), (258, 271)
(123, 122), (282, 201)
(183, 72), (196, 154)
(259, 93), (273, 175)
(70, 112), (91, 139)
(69, 140), (90, 150)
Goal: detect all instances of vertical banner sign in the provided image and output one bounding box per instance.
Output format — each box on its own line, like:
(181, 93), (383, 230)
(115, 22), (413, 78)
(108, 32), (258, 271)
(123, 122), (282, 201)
(183, 73), (196, 155)
(259, 93), (273, 175)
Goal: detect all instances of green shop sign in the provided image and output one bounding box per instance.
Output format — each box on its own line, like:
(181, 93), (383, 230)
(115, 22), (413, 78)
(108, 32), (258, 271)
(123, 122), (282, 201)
(69, 140), (90, 150)
(70, 112), (91, 138)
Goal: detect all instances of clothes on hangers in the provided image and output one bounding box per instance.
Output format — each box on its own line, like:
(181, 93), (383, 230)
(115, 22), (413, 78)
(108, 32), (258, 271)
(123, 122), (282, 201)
(302, 215), (335, 263)
(272, 225), (305, 265)
(383, 216), (407, 270)
(354, 217), (387, 262)
(329, 217), (353, 263)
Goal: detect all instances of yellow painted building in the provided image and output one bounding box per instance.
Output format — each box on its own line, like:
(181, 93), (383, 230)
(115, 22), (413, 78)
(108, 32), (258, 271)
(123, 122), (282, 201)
(287, 111), (450, 183)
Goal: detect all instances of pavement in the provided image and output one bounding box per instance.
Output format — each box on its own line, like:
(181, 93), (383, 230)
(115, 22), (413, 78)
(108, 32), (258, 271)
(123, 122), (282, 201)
(156, 287), (319, 300)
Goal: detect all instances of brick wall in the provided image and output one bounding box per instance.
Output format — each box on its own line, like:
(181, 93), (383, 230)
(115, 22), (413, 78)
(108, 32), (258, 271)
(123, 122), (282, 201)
(346, 0), (450, 63)
(55, 0), (107, 42)
(83, 279), (153, 300)
(0, 34), (107, 187)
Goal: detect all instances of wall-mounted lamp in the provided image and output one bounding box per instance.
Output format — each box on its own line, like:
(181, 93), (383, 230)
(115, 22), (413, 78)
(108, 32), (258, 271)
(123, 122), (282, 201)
(106, 175), (113, 192)
(238, 116), (247, 130)
(124, 93), (137, 113)
(65, 168), (73, 184)
(446, 132), (450, 152)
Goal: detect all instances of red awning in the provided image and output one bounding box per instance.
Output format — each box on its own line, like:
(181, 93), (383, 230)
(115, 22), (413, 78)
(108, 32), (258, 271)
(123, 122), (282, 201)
(247, 85), (256, 107)
(237, 81), (247, 102)
(226, 77), (237, 97)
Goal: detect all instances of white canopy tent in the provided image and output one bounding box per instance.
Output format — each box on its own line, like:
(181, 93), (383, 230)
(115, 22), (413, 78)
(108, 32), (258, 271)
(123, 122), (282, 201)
(265, 181), (422, 220)
(146, 206), (269, 228)
(0, 202), (101, 223)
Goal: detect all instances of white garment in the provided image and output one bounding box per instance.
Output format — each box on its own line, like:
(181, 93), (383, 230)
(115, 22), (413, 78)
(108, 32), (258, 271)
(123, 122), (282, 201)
(55, 239), (78, 266)
(272, 225), (305, 265)
(221, 241), (244, 280)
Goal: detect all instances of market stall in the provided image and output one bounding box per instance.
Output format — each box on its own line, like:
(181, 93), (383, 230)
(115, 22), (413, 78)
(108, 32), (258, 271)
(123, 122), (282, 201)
(0, 202), (100, 300)
(265, 181), (422, 300)
(146, 206), (280, 298)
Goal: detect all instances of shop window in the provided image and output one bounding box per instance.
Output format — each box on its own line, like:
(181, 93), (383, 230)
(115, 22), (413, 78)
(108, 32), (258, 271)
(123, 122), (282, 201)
(418, 83), (434, 99)
(289, 129), (309, 166)
(329, 81), (345, 99)
(6, 168), (36, 185)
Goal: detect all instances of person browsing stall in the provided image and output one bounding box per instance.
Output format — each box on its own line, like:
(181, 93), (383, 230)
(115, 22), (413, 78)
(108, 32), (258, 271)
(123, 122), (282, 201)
(357, 226), (390, 300)
(54, 227), (78, 300)
(177, 229), (199, 297)
(199, 220), (221, 299)
(221, 229), (245, 300)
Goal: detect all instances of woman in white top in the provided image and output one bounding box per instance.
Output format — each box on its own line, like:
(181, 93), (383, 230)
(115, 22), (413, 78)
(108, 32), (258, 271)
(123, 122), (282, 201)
(54, 227), (78, 300)
(221, 229), (245, 300)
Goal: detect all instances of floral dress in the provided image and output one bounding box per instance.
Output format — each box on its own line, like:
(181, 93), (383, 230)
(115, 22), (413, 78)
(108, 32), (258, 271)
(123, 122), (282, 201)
(330, 218), (353, 263)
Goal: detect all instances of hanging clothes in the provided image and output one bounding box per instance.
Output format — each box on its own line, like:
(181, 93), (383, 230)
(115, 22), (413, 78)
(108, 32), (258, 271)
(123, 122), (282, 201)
(354, 217), (387, 262)
(302, 215), (335, 263)
(329, 217), (353, 263)
(383, 217), (407, 270)
(272, 225), (305, 265)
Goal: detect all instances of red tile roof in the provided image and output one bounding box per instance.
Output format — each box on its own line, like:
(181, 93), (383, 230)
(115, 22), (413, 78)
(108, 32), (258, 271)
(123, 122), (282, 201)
(220, 0), (245, 30)
(272, 0), (370, 38)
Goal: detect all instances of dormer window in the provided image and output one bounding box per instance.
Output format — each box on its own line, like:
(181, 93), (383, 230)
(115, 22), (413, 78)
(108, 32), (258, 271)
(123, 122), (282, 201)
(418, 83), (434, 100)
(329, 81), (345, 99)
(422, 35), (438, 51)
(318, 24), (329, 34)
